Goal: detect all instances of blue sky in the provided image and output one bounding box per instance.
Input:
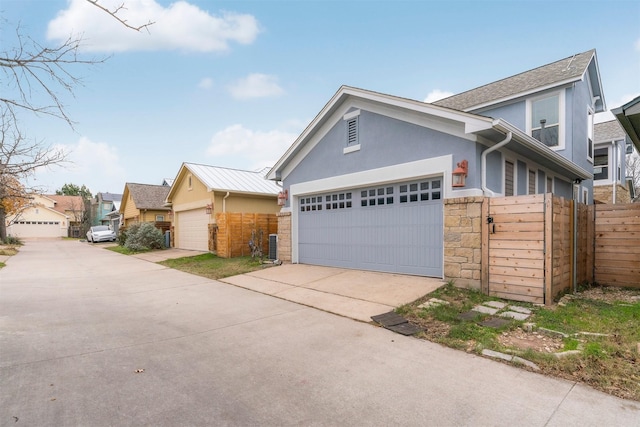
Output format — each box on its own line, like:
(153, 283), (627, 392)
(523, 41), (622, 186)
(2, 0), (640, 195)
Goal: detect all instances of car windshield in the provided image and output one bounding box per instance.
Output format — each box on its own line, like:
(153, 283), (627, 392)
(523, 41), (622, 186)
(93, 226), (109, 232)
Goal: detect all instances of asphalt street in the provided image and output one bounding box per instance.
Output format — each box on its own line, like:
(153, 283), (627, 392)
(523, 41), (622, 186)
(1, 240), (638, 426)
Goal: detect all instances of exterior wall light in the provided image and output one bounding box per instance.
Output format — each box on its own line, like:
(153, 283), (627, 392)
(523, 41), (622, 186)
(277, 189), (289, 206)
(452, 160), (468, 187)
(205, 204), (212, 215)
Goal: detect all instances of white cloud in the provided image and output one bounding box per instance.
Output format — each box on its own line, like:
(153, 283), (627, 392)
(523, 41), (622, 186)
(47, 0), (260, 52)
(423, 89), (453, 103)
(32, 137), (126, 194)
(198, 77), (213, 90)
(206, 124), (297, 170)
(228, 74), (284, 99)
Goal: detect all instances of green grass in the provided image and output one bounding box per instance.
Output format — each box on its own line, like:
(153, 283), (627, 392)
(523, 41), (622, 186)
(106, 245), (151, 255)
(0, 262), (5, 269)
(400, 284), (640, 401)
(159, 253), (264, 280)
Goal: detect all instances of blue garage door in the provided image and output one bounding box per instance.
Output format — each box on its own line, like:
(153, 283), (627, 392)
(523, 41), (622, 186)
(298, 177), (443, 277)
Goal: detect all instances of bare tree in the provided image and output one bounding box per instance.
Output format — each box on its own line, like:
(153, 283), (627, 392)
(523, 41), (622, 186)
(0, 1), (153, 240)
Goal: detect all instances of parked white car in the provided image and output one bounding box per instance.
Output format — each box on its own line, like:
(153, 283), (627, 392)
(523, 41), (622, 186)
(86, 226), (116, 243)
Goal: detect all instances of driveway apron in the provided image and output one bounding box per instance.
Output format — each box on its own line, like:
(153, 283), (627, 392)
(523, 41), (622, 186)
(1, 240), (638, 426)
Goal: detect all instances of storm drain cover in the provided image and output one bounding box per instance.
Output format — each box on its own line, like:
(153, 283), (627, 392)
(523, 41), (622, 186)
(371, 311), (408, 327)
(386, 322), (424, 336)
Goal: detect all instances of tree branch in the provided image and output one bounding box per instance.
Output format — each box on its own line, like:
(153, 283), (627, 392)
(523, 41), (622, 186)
(85, 0), (155, 33)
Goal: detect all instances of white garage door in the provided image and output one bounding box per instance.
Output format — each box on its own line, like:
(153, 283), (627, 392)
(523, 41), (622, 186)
(176, 208), (209, 251)
(298, 177), (443, 277)
(8, 221), (65, 238)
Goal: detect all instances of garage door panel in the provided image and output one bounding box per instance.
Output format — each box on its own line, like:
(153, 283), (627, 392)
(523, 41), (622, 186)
(298, 178), (443, 277)
(176, 209), (208, 251)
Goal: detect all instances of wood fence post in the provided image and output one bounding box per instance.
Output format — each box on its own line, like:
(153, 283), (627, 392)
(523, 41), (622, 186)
(544, 194), (553, 306)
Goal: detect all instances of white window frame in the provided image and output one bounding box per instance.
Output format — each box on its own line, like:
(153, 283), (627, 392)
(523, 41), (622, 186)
(526, 91), (565, 151)
(155, 215), (164, 222)
(593, 145), (611, 183)
(587, 106), (594, 163)
(503, 157), (516, 196)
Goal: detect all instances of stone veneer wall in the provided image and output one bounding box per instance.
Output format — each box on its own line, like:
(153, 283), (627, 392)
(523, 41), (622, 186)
(276, 211), (292, 262)
(444, 197), (483, 289)
(593, 184), (630, 204)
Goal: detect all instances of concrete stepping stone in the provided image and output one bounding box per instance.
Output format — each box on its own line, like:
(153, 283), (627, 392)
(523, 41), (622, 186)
(508, 305), (532, 315)
(483, 301), (507, 309)
(499, 311), (530, 321)
(478, 317), (510, 328)
(472, 305), (498, 315)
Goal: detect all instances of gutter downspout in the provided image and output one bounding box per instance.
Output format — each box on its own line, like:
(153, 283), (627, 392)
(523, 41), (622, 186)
(222, 192), (230, 213)
(612, 141), (617, 204)
(481, 131), (513, 196)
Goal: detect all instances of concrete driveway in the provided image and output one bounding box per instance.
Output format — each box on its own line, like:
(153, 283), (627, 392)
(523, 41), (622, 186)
(221, 264), (445, 322)
(1, 240), (639, 426)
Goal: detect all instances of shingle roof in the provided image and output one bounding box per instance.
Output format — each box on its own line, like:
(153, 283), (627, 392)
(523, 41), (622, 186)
(46, 195), (85, 213)
(594, 120), (627, 143)
(433, 49), (596, 111)
(185, 163), (280, 195)
(126, 183), (171, 210)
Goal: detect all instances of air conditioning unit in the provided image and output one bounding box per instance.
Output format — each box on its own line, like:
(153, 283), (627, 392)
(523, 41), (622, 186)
(268, 234), (277, 260)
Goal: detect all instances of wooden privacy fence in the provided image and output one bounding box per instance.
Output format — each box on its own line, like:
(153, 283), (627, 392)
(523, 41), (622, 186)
(215, 212), (278, 258)
(480, 195), (639, 305)
(481, 194), (577, 305)
(593, 203), (640, 287)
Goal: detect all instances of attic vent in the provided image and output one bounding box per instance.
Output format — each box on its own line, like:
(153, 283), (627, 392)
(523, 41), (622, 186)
(347, 117), (358, 145)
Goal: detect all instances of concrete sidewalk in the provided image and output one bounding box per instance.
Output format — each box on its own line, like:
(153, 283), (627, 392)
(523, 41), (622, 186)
(221, 264), (445, 322)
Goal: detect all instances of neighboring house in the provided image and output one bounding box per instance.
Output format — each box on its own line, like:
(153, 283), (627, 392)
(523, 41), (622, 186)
(120, 183), (172, 231)
(165, 162), (281, 251)
(268, 49), (604, 278)
(91, 192), (122, 226)
(592, 120), (633, 203)
(613, 94), (640, 202)
(162, 178), (174, 186)
(6, 194), (84, 238)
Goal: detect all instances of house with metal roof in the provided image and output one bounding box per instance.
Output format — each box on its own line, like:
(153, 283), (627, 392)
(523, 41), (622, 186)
(267, 49), (605, 284)
(119, 183), (172, 233)
(165, 162), (281, 251)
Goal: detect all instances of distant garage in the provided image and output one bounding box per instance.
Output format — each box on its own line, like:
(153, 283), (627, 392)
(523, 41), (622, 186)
(175, 208), (209, 251)
(8, 221), (66, 238)
(297, 177), (444, 277)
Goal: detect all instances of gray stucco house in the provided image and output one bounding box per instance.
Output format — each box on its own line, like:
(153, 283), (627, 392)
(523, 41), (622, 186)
(268, 49), (606, 278)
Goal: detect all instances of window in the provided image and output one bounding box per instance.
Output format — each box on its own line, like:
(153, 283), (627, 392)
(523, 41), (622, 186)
(529, 93), (561, 148)
(587, 107), (594, 161)
(361, 187), (394, 206)
(156, 215), (164, 221)
(504, 161), (514, 196)
(528, 170), (536, 195)
(593, 147), (608, 181)
(399, 179), (441, 203)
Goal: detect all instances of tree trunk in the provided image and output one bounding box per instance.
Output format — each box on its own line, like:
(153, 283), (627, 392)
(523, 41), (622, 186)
(0, 205), (7, 242)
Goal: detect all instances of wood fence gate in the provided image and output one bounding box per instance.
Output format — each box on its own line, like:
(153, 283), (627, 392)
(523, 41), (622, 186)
(481, 194), (574, 305)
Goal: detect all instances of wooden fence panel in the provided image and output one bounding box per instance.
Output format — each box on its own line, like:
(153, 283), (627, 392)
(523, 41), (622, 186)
(215, 212), (278, 258)
(550, 197), (572, 301)
(594, 204), (640, 288)
(486, 195), (546, 304)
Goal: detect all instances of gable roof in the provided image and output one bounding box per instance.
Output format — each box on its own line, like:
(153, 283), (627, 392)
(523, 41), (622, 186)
(433, 49), (604, 113)
(613, 94), (640, 152)
(594, 120), (627, 143)
(97, 192), (122, 202)
(166, 163), (281, 202)
(124, 183), (171, 210)
(46, 195), (85, 214)
(267, 85), (591, 183)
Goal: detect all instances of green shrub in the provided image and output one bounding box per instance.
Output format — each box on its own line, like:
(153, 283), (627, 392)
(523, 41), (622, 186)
(117, 229), (128, 246)
(2, 236), (22, 245)
(124, 223), (164, 252)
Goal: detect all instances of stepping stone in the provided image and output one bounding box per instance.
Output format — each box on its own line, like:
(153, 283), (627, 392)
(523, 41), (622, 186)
(418, 298), (450, 309)
(479, 317), (510, 328)
(484, 301), (507, 309)
(371, 311), (408, 327)
(500, 311), (530, 321)
(386, 322), (424, 336)
(472, 305), (498, 315)
(482, 349), (512, 362)
(512, 356), (540, 370)
(508, 305), (532, 315)
(458, 311), (481, 321)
